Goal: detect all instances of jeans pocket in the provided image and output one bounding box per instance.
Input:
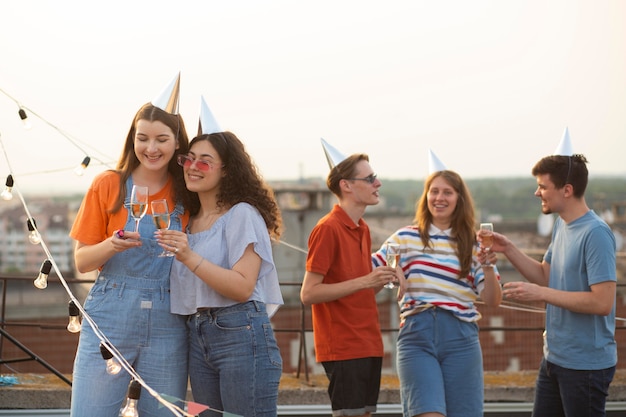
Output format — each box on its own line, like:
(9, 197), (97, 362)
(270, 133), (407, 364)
(263, 322), (283, 368)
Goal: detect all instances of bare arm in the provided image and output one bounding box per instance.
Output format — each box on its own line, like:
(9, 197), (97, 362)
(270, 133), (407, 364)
(504, 280), (615, 316)
(492, 231), (550, 286)
(182, 243), (260, 303)
(300, 266), (395, 306)
(73, 230), (142, 273)
(476, 250), (502, 307)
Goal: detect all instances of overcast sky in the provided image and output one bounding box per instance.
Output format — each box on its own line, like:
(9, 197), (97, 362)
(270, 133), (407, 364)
(1, 0), (625, 195)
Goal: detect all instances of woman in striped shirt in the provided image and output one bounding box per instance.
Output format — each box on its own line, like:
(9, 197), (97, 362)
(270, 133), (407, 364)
(373, 169), (502, 417)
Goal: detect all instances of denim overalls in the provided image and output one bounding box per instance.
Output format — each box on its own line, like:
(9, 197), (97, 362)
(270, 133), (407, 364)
(71, 178), (188, 417)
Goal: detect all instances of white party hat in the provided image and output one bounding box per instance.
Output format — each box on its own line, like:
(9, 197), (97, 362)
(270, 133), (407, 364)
(553, 126), (574, 156)
(198, 96), (222, 135)
(150, 72), (180, 115)
(428, 149), (447, 174)
(321, 138), (347, 169)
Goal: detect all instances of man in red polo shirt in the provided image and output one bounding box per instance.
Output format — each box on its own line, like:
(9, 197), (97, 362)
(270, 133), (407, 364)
(300, 139), (397, 417)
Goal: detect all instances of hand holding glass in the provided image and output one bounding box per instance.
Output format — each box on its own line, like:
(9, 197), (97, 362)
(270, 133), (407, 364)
(479, 223), (494, 266)
(130, 185), (148, 233)
(151, 199), (174, 257)
(384, 242), (400, 289)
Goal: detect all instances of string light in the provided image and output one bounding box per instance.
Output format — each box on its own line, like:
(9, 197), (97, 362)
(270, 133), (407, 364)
(99, 342), (122, 375)
(27, 218), (41, 244)
(18, 107), (32, 130)
(67, 300), (81, 333)
(1, 175), (13, 200)
(73, 156), (91, 176)
(119, 379), (141, 417)
(33, 259), (52, 289)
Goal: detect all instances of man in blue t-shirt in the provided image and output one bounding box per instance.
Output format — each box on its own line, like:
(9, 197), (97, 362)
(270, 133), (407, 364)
(492, 153), (617, 417)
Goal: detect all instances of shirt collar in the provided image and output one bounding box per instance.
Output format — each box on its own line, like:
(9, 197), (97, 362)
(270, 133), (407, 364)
(428, 223), (452, 237)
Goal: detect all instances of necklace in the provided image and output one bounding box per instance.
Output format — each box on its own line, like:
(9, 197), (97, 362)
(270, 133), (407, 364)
(191, 209), (223, 233)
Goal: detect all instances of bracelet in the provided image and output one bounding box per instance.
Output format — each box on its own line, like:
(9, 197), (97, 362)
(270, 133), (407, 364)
(192, 258), (204, 273)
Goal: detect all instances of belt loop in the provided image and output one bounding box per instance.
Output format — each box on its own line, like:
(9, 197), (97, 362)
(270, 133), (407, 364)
(118, 281), (126, 298)
(252, 300), (261, 312)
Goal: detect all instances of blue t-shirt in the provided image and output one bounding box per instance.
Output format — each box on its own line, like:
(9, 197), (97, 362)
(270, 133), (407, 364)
(544, 210), (617, 370)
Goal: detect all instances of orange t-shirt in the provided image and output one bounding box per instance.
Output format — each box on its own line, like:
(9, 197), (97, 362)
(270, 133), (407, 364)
(70, 170), (189, 246)
(305, 204), (384, 362)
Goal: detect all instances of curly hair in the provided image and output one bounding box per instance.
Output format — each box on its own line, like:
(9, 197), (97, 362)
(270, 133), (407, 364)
(186, 132), (283, 241)
(413, 170), (476, 279)
(111, 102), (191, 213)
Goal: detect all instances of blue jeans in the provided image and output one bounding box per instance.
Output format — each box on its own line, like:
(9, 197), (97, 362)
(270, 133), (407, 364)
(188, 301), (283, 417)
(397, 308), (484, 417)
(532, 358), (615, 417)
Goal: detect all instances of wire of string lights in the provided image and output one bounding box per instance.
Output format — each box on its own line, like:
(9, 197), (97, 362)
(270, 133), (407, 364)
(0, 87), (116, 177)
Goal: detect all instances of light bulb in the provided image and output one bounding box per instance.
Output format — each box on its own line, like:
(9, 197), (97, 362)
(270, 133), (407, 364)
(99, 342), (122, 375)
(18, 108), (32, 130)
(27, 218), (41, 244)
(74, 156), (91, 176)
(1, 175), (13, 201)
(34, 259), (52, 289)
(67, 301), (81, 333)
(119, 380), (141, 417)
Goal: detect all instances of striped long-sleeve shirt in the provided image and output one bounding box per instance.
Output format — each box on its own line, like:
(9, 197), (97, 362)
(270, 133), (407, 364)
(372, 224), (500, 325)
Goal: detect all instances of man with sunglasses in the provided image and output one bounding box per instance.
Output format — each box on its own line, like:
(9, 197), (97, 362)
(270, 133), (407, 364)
(301, 141), (397, 417)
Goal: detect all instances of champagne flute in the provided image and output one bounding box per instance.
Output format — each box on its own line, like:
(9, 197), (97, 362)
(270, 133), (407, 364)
(130, 185), (148, 233)
(384, 242), (400, 289)
(479, 222), (494, 266)
(151, 199), (174, 257)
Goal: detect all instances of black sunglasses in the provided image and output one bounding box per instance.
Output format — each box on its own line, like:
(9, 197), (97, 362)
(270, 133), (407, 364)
(344, 173), (378, 184)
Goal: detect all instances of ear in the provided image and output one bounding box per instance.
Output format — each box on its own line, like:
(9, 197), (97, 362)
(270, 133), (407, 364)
(339, 178), (351, 192)
(562, 183), (574, 197)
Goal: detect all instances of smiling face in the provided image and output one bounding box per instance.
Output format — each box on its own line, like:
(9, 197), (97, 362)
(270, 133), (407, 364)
(534, 173), (565, 215)
(181, 139), (224, 194)
(426, 175), (459, 229)
(133, 119), (178, 172)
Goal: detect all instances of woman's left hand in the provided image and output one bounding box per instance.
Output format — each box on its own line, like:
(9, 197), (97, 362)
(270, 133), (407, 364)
(478, 248), (497, 268)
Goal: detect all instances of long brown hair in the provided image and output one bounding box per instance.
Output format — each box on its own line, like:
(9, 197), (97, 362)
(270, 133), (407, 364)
(111, 103), (191, 212)
(414, 170), (476, 278)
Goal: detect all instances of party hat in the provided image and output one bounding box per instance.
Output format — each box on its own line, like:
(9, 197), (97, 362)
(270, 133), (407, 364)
(428, 149), (447, 174)
(321, 138), (347, 170)
(151, 72), (180, 114)
(198, 96), (222, 135)
(553, 126), (574, 156)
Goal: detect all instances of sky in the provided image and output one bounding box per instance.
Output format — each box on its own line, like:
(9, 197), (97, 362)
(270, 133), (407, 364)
(1, 0), (626, 195)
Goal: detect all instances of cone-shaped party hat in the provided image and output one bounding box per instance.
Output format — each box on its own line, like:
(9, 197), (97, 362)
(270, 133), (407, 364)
(321, 138), (347, 170)
(151, 72), (180, 114)
(428, 149), (447, 174)
(198, 96), (222, 135)
(553, 126), (574, 156)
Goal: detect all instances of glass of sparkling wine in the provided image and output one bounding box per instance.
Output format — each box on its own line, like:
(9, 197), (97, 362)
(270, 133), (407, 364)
(384, 242), (400, 289)
(151, 199), (174, 257)
(130, 185), (148, 233)
(479, 223), (494, 266)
